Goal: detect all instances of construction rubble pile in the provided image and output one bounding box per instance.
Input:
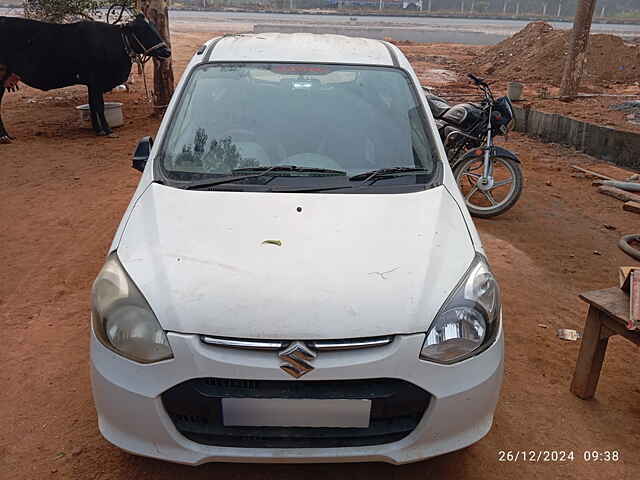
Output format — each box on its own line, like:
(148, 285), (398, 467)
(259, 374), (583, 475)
(466, 22), (640, 87)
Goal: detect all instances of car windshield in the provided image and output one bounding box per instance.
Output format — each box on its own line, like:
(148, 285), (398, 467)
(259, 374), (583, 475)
(159, 63), (439, 188)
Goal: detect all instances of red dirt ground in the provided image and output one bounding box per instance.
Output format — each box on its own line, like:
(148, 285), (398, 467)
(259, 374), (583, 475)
(1, 31), (639, 480)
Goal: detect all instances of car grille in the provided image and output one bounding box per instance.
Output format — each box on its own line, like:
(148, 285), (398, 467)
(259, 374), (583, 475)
(162, 377), (430, 448)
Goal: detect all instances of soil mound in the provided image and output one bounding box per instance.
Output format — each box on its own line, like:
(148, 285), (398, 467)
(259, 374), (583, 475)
(466, 21), (640, 87)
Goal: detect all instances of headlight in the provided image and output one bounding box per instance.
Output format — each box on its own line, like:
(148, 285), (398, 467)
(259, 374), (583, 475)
(420, 254), (500, 364)
(91, 254), (173, 363)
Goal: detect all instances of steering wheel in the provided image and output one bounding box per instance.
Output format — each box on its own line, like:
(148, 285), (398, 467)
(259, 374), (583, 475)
(218, 128), (257, 141)
(215, 128), (287, 167)
(279, 153), (344, 171)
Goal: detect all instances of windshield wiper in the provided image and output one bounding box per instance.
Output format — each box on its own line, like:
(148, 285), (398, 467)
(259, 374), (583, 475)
(234, 165), (346, 175)
(270, 185), (355, 193)
(184, 165), (346, 190)
(349, 167), (432, 184)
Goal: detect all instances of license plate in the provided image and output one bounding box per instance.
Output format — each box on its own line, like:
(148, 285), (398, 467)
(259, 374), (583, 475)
(222, 398), (371, 428)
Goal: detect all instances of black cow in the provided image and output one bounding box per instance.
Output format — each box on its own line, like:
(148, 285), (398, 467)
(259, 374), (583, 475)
(0, 13), (171, 143)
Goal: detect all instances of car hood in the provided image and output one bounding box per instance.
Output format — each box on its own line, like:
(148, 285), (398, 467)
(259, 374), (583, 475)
(117, 184), (475, 339)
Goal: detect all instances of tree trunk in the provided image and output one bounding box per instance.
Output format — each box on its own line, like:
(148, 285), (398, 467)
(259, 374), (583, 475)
(141, 0), (175, 115)
(559, 0), (597, 101)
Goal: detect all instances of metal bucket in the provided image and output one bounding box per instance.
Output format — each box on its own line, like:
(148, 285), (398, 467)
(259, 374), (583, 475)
(76, 102), (124, 128)
(507, 82), (524, 101)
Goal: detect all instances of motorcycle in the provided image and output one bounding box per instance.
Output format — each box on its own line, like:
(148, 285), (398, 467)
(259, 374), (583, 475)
(426, 73), (523, 218)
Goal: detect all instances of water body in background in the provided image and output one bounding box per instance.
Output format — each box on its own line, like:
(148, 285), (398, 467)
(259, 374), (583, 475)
(2, 7), (639, 45)
(167, 10), (640, 45)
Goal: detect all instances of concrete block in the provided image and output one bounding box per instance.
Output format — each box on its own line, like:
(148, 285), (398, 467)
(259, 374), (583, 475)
(512, 105), (640, 171)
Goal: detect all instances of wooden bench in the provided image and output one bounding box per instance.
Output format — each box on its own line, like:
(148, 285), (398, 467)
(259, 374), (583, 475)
(571, 287), (640, 399)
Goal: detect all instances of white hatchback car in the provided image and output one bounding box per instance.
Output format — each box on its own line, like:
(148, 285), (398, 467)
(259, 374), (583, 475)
(90, 33), (503, 465)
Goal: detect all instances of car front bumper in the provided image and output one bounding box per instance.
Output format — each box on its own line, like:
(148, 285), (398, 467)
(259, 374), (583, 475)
(90, 326), (503, 465)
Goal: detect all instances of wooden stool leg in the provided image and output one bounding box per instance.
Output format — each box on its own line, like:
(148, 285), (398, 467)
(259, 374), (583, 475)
(571, 306), (609, 399)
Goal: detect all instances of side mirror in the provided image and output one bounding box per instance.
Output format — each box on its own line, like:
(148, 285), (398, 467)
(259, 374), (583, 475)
(132, 136), (154, 172)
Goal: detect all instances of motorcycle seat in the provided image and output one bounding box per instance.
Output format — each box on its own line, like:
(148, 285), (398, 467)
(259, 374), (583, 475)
(425, 95), (452, 119)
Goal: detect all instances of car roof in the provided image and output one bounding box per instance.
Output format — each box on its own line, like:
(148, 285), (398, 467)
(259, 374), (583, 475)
(202, 33), (396, 66)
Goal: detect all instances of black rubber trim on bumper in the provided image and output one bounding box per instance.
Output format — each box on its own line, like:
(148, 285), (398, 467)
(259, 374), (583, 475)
(162, 377), (431, 448)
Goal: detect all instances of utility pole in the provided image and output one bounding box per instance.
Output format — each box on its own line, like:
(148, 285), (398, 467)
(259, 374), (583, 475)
(461, 1), (464, 13)
(470, 0), (475, 13)
(140, 0), (174, 114)
(503, 1), (508, 14)
(543, 2), (548, 16)
(428, 0), (432, 12)
(515, 2), (520, 16)
(559, 0), (598, 100)
(557, 1), (563, 17)
(379, 0), (383, 11)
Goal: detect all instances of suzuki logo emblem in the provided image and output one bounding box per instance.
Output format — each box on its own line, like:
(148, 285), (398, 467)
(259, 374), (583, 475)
(279, 341), (316, 378)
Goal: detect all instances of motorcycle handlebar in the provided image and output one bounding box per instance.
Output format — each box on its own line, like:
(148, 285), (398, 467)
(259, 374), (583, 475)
(467, 73), (486, 86)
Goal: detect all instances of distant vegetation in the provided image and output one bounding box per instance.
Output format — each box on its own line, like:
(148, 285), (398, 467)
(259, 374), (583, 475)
(178, 0), (639, 18)
(22, 1), (106, 21)
(1, 0), (637, 19)
(19, 1), (134, 22)
(405, 0), (639, 17)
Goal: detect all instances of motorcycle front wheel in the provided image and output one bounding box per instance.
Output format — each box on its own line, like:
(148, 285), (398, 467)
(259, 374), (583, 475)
(453, 156), (523, 218)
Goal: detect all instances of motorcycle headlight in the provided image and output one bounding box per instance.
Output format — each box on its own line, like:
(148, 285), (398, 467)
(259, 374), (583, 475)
(420, 254), (500, 364)
(91, 254), (173, 363)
